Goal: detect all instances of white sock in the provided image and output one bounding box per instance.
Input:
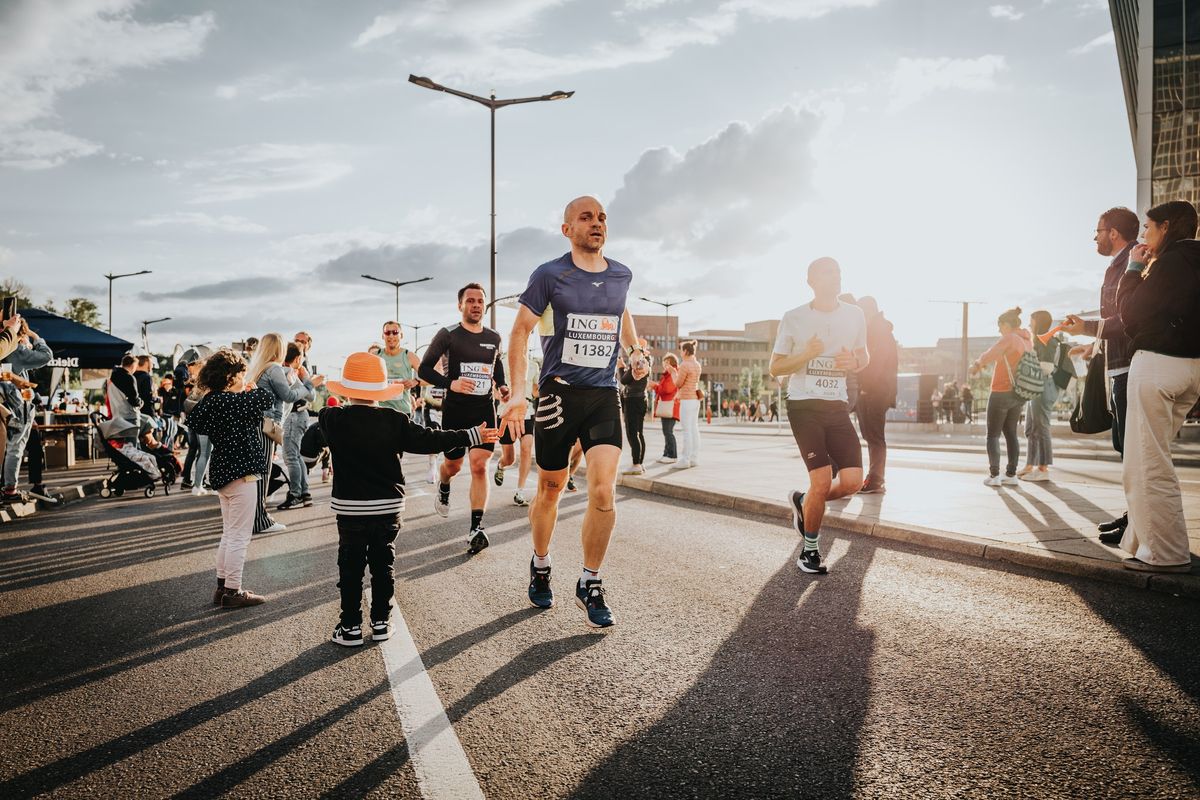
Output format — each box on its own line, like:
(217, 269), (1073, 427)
(533, 551), (551, 569)
(579, 566), (599, 588)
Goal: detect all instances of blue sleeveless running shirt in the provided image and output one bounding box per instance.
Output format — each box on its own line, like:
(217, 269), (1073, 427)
(518, 252), (633, 391)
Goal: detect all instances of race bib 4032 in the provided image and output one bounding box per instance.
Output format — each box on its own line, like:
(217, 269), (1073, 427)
(803, 356), (846, 399)
(562, 313), (619, 368)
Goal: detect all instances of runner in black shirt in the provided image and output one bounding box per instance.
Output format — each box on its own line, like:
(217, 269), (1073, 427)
(418, 283), (509, 555)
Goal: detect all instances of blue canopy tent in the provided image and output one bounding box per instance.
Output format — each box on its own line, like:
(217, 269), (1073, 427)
(19, 308), (133, 405)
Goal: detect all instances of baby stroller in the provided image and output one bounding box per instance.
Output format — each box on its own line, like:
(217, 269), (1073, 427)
(92, 383), (173, 499)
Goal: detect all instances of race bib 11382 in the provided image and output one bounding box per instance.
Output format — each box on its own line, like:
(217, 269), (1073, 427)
(562, 313), (619, 369)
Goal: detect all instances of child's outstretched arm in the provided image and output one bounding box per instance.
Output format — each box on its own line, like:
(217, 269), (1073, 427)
(394, 413), (500, 455)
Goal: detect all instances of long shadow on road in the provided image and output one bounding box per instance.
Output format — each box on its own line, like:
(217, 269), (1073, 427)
(573, 538), (878, 799)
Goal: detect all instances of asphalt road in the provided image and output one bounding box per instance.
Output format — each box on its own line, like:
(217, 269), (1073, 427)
(2, 460), (1199, 799)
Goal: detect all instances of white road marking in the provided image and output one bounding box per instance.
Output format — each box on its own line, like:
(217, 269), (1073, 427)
(379, 613), (485, 800)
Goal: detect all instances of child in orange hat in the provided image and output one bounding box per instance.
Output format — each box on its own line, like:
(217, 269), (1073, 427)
(302, 352), (500, 647)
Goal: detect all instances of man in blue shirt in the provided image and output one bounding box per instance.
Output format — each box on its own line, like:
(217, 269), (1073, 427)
(503, 196), (647, 629)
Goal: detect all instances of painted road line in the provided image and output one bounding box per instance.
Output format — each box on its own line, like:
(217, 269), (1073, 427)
(379, 612), (485, 800)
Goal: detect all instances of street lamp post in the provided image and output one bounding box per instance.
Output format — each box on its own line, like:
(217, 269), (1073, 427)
(403, 321), (440, 352)
(408, 75), (574, 330)
(930, 300), (983, 385)
(361, 275), (433, 322)
(105, 270), (152, 334)
(140, 317), (171, 354)
(639, 297), (693, 353)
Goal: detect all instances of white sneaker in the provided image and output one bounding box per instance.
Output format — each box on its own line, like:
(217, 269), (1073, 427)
(191, 486), (208, 497)
(1000, 475), (1020, 486)
(621, 465), (645, 475)
(261, 522), (287, 533)
(657, 456), (677, 464)
(434, 489), (450, 518)
(983, 476), (1003, 487)
(1022, 470), (1050, 482)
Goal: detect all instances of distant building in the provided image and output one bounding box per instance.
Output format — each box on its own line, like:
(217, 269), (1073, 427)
(689, 320), (781, 401)
(1110, 1), (1199, 210)
(631, 314), (679, 355)
(898, 336), (997, 379)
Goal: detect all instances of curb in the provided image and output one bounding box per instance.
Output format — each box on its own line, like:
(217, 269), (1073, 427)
(0, 476), (106, 524)
(614, 474), (1200, 600)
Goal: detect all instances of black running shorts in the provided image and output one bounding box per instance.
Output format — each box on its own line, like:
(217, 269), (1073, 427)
(441, 400), (496, 460)
(787, 399), (863, 473)
(534, 384), (622, 471)
(500, 416), (535, 445)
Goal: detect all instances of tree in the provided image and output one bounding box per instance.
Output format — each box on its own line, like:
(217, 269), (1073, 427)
(60, 298), (101, 328)
(0, 277), (33, 309)
(739, 363), (765, 401)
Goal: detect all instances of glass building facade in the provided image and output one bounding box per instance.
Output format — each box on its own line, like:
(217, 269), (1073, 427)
(1112, 1), (1200, 208)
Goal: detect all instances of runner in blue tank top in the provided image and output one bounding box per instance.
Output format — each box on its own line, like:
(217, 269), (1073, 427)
(502, 196), (648, 629)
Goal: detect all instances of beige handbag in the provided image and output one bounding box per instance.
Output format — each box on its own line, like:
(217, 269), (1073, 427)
(261, 417), (284, 446)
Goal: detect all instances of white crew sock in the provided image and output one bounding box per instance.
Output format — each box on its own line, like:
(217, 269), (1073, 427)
(579, 566), (600, 588)
(533, 551), (551, 569)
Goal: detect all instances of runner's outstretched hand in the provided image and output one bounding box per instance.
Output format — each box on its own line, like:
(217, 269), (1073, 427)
(498, 397), (526, 443)
(475, 422), (502, 444)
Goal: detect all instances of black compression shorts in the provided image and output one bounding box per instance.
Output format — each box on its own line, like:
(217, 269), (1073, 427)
(534, 384), (622, 471)
(500, 416), (535, 445)
(441, 400), (496, 460)
(787, 399), (862, 473)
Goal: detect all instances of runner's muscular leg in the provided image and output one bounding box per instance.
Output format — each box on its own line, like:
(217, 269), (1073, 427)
(518, 433), (533, 487)
(499, 442), (516, 469)
(580, 444), (620, 570)
(803, 465), (863, 533)
(440, 455), (464, 484)
(531, 467), (567, 555)
(468, 447), (491, 509)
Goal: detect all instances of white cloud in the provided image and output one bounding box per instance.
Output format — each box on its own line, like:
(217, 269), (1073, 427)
(358, 0), (882, 82)
(989, 5), (1024, 20)
(608, 104), (821, 260)
(135, 212), (269, 234)
(0, 245), (14, 266)
(888, 55), (1007, 112)
(0, 0), (215, 169)
(183, 143), (354, 204)
(1070, 30), (1114, 56)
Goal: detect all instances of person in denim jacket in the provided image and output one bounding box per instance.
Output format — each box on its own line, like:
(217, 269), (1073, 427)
(2, 321), (52, 500)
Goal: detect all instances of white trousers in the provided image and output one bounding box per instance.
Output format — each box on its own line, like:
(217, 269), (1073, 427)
(678, 399), (702, 466)
(216, 477), (258, 590)
(1120, 351), (1200, 566)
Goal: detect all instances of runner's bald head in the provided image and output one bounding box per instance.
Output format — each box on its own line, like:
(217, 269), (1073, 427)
(564, 195), (603, 223)
(807, 256), (842, 299)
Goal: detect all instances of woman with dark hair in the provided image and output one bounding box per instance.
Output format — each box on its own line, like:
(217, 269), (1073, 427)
(619, 353), (652, 475)
(1114, 200), (1200, 573)
(651, 353), (681, 463)
(187, 349), (275, 608)
(1020, 309), (1062, 481)
(969, 306), (1034, 486)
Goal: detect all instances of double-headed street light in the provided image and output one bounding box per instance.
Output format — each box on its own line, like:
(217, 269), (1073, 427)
(140, 317), (171, 354)
(403, 321), (440, 352)
(408, 74), (574, 330)
(639, 297), (693, 353)
(105, 270), (152, 334)
(362, 274), (433, 322)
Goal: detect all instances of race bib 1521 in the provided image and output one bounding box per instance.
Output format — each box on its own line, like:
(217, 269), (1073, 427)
(803, 356), (846, 399)
(562, 313), (619, 369)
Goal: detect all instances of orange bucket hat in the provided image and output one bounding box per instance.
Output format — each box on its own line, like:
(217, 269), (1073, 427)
(325, 352), (409, 402)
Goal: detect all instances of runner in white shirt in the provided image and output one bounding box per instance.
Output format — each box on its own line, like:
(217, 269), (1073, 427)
(769, 257), (869, 575)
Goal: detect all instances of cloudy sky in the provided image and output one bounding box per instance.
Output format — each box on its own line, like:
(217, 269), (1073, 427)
(1, 0), (1131, 375)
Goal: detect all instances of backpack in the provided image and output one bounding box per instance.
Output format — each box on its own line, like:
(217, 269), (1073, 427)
(1002, 348), (1044, 401)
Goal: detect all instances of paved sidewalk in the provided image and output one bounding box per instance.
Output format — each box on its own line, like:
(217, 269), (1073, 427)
(616, 424), (1200, 598)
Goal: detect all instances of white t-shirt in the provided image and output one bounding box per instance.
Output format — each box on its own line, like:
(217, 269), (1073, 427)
(773, 301), (867, 402)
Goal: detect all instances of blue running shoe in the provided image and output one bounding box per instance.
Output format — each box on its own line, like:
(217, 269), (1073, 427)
(575, 579), (614, 629)
(788, 490), (806, 535)
(528, 558), (554, 609)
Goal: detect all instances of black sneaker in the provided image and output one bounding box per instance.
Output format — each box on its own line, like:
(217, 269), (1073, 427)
(332, 623), (364, 647)
(369, 619), (392, 641)
(575, 579), (614, 629)
(301, 493), (313, 507)
(566, 477), (578, 493)
(528, 558), (554, 609)
(797, 549), (828, 575)
(180, 479), (193, 490)
(276, 494), (302, 511)
(467, 526), (489, 555)
(1098, 513), (1128, 533)
(1099, 529), (1125, 546)
(493, 463), (505, 487)
(788, 490), (806, 535)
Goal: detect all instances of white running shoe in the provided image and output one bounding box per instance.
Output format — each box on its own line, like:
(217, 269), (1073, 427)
(657, 456), (677, 464)
(1001, 475), (1020, 486)
(260, 522), (287, 533)
(983, 476), (1003, 487)
(191, 486), (209, 497)
(1022, 471), (1050, 482)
